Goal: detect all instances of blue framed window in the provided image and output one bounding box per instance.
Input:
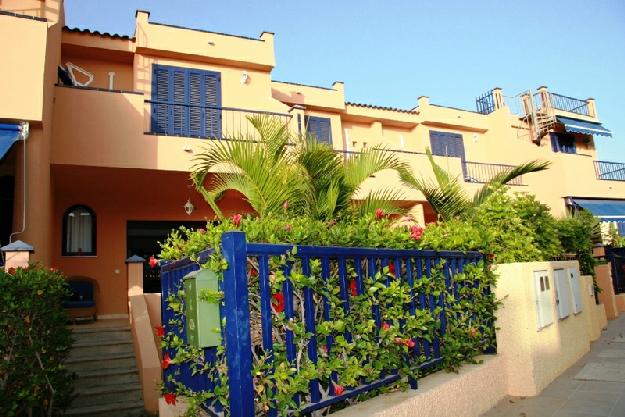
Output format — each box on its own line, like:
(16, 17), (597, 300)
(151, 65), (222, 138)
(550, 133), (576, 154)
(429, 130), (465, 159)
(305, 116), (332, 144)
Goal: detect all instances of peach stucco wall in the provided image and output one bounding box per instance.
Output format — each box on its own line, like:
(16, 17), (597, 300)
(494, 261), (596, 396)
(596, 263), (619, 320)
(51, 165), (252, 316)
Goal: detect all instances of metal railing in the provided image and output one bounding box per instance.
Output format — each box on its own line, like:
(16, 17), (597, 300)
(160, 231), (493, 416)
(145, 100), (292, 141)
(595, 160), (625, 181)
(534, 92), (590, 116)
(475, 90), (496, 115)
(463, 161), (523, 185)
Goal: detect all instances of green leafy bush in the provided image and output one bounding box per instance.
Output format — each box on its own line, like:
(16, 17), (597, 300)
(556, 211), (599, 275)
(0, 266), (74, 417)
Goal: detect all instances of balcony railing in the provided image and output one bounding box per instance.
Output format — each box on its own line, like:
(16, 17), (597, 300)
(595, 160), (625, 181)
(534, 92), (590, 116)
(463, 161), (523, 186)
(145, 100), (292, 141)
(475, 90), (496, 115)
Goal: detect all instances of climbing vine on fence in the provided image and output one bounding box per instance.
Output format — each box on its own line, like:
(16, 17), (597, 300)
(157, 215), (497, 416)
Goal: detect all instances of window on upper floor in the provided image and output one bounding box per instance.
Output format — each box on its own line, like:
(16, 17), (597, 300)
(305, 116), (332, 145)
(63, 205), (96, 256)
(550, 133), (576, 154)
(150, 64), (222, 138)
(429, 130), (465, 159)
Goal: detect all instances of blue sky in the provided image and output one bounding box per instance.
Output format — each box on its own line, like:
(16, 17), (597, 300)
(65, 0), (625, 161)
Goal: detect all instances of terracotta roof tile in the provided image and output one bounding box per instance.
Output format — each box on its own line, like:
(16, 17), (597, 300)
(63, 26), (135, 41)
(346, 101), (417, 114)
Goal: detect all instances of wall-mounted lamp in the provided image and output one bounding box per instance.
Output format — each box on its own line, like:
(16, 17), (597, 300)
(184, 199), (194, 215)
(240, 71), (250, 85)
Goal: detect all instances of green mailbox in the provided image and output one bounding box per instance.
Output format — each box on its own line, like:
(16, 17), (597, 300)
(183, 269), (222, 348)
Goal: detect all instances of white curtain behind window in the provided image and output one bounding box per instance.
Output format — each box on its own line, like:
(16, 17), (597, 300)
(66, 207), (93, 254)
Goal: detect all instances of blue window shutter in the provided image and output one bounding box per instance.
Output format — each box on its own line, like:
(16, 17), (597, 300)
(204, 72), (221, 138)
(430, 131), (465, 159)
(188, 70), (204, 137)
(170, 68), (189, 136)
(306, 116), (332, 144)
(551, 133), (560, 152)
(151, 65), (170, 134)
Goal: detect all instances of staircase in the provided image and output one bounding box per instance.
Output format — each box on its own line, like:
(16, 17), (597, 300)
(65, 323), (147, 417)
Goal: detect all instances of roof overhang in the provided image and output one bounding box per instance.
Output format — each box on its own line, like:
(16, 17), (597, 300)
(557, 116), (612, 137)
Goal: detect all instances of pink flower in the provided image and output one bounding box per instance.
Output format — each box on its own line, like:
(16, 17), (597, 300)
(283, 201), (289, 210)
(197, 228), (206, 234)
(382, 323), (391, 331)
(375, 208), (385, 220)
(164, 392), (176, 405)
(231, 214), (242, 227)
(410, 225), (424, 240)
(470, 327), (478, 338)
(333, 382), (345, 396)
(406, 339), (416, 349)
(149, 256), (159, 269)
(284, 224), (292, 232)
(155, 326), (165, 338)
(161, 353), (172, 369)
(394, 337), (405, 346)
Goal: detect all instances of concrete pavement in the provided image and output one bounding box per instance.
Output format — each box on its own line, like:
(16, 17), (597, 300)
(480, 314), (625, 417)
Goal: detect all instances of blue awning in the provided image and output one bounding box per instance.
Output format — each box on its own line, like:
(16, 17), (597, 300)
(571, 198), (625, 219)
(557, 116), (612, 137)
(0, 123), (22, 160)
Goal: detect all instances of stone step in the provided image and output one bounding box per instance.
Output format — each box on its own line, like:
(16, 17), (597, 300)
(73, 336), (134, 348)
(71, 325), (130, 334)
(72, 330), (132, 343)
(65, 399), (145, 417)
(66, 352), (137, 372)
(75, 367), (140, 388)
(72, 383), (143, 408)
(70, 341), (134, 358)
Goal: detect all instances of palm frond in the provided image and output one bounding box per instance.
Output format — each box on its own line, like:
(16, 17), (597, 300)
(354, 188), (407, 218)
(472, 160), (550, 207)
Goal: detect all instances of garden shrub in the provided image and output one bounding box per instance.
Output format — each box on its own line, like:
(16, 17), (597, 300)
(556, 211), (599, 276)
(0, 266), (74, 417)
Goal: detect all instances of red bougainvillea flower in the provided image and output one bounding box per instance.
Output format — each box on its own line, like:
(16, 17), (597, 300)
(284, 224), (292, 232)
(394, 337), (405, 346)
(388, 263), (396, 275)
(197, 228), (206, 234)
(406, 339), (416, 349)
(149, 255), (159, 269)
(375, 208), (385, 220)
(470, 327), (478, 338)
(333, 382), (345, 396)
(349, 280), (358, 297)
(410, 225), (424, 240)
(250, 267), (258, 277)
(155, 326), (165, 338)
(283, 200), (289, 210)
(161, 353), (172, 369)
(272, 293), (285, 313)
(382, 323), (391, 331)
(231, 213), (242, 227)
(164, 392), (177, 405)
(486, 253), (496, 262)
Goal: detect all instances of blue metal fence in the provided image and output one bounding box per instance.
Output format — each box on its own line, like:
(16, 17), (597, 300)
(161, 231), (490, 416)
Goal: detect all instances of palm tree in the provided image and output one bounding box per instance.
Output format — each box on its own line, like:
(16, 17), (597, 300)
(400, 149), (550, 221)
(191, 115), (410, 220)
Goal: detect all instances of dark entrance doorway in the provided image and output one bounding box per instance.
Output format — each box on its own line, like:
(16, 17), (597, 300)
(127, 220), (205, 293)
(0, 176), (15, 250)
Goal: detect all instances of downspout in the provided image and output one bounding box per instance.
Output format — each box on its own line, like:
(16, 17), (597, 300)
(9, 122), (29, 243)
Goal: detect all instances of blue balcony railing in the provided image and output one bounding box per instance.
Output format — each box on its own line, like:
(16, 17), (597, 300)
(475, 90), (496, 115)
(463, 161), (523, 186)
(595, 160), (625, 182)
(145, 100), (292, 141)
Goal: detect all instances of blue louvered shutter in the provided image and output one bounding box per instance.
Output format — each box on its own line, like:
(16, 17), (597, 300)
(188, 70), (204, 137)
(151, 66), (170, 134)
(306, 116), (332, 145)
(203, 72), (221, 138)
(429, 131), (465, 159)
(171, 68), (189, 136)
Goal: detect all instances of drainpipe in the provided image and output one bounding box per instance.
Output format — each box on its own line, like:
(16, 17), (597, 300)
(9, 122), (29, 243)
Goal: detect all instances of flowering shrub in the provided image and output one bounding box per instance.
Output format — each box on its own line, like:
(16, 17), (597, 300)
(158, 214), (497, 416)
(0, 266), (74, 417)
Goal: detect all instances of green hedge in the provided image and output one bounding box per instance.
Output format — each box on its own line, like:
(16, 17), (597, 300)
(0, 266), (74, 417)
